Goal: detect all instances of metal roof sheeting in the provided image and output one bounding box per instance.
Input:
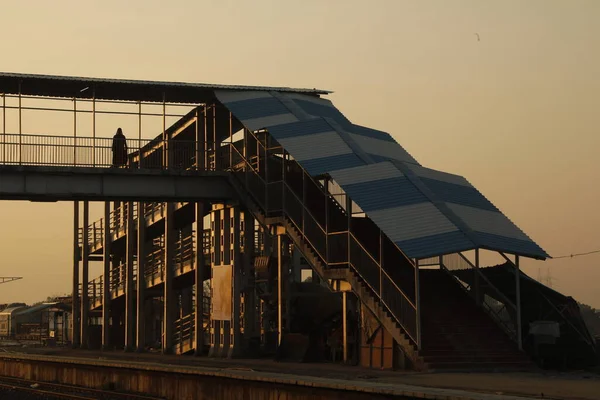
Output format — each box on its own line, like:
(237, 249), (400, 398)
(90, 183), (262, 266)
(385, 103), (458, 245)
(214, 90), (548, 260)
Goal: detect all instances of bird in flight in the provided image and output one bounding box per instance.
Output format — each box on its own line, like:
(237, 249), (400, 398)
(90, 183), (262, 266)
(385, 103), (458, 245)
(475, 33), (480, 41)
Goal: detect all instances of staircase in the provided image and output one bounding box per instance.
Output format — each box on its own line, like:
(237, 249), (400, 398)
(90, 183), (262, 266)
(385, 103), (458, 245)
(420, 269), (532, 370)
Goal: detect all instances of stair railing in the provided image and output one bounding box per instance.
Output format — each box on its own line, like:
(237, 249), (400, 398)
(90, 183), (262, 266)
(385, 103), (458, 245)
(441, 253), (518, 341)
(225, 140), (419, 346)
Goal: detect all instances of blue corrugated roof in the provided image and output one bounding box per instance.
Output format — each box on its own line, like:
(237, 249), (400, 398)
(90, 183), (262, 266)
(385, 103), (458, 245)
(215, 90), (548, 260)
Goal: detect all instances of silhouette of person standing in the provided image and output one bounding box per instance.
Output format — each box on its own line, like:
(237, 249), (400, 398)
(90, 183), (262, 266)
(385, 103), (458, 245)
(112, 128), (128, 167)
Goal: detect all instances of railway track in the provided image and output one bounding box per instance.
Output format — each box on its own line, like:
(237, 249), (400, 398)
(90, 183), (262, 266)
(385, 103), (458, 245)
(0, 375), (165, 399)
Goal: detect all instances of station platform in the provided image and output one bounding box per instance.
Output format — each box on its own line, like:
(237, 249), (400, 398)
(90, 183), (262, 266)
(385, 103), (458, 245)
(0, 347), (598, 400)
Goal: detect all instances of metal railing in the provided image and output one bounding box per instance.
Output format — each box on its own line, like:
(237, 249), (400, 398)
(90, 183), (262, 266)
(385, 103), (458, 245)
(0, 133), (198, 169)
(174, 312), (195, 352)
(441, 253), (518, 341)
(225, 140), (419, 345)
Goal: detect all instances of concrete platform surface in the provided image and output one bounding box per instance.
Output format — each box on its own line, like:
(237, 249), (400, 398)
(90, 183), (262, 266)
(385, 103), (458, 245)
(1, 347), (599, 400)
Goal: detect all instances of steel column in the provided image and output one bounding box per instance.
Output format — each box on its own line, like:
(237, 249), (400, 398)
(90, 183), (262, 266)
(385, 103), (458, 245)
(277, 233), (284, 347)
(163, 202), (175, 354)
(515, 255), (522, 350)
(136, 201), (146, 352)
(229, 207), (241, 358)
(342, 291), (348, 363)
(80, 201), (89, 348)
(415, 259), (421, 350)
(72, 201), (80, 348)
(125, 201), (135, 351)
(102, 201), (111, 349)
(242, 211), (256, 347)
(194, 202), (205, 355)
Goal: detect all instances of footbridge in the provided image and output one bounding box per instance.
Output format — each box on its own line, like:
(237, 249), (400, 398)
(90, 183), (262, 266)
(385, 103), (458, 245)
(0, 72), (594, 371)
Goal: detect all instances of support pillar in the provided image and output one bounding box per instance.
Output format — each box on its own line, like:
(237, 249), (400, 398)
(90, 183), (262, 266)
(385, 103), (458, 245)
(515, 255), (522, 350)
(474, 249), (481, 306)
(163, 202), (175, 354)
(102, 201), (111, 349)
(125, 201), (135, 351)
(277, 232), (284, 347)
(194, 202), (205, 355)
(415, 259), (421, 350)
(342, 291), (348, 363)
(242, 211), (256, 349)
(80, 201), (89, 349)
(228, 207), (242, 358)
(208, 206), (221, 357)
(72, 201), (80, 348)
(136, 201), (146, 352)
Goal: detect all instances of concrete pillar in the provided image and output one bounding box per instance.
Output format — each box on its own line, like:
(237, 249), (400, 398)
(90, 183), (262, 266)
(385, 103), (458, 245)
(125, 201), (135, 351)
(163, 202), (175, 354)
(102, 201), (111, 349)
(80, 201), (90, 349)
(72, 201), (80, 348)
(194, 202), (205, 356)
(136, 201), (146, 352)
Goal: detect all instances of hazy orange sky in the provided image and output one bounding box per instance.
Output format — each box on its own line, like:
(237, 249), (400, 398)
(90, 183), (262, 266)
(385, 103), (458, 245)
(0, 1), (599, 307)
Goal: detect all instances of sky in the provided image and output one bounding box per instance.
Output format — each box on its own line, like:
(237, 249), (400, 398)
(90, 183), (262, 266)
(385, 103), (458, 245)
(0, 0), (599, 307)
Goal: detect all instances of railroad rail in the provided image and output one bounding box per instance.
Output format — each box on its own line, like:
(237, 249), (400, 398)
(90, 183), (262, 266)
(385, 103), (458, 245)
(0, 375), (165, 400)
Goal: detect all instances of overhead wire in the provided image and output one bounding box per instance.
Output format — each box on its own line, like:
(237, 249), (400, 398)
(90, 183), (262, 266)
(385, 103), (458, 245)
(550, 249), (600, 260)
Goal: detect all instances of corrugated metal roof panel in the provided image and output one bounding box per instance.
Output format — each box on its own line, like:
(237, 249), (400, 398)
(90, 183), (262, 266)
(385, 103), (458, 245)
(421, 178), (498, 212)
(243, 114), (299, 132)
(396, 231), (475, 260)
(409, 165), (471, 187)
(368, 202), (459, 243)
(225, 97), (290, 121)
(349, 133), (419, 165)
(278, 131), (352, 161)
(343, 177), (428, 211)
(268, 118), (333, 140)
(301, 153), (365, 176)
(350, 125), (397, 142)
(447, 203), (530, 241)
(293, 99), (353, 128)
(473, 232), (549, 259)
(329, 162), (403, 186)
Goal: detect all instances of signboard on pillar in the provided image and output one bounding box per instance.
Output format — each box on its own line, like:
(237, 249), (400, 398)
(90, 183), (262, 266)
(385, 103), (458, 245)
(212, 265), (232, 321)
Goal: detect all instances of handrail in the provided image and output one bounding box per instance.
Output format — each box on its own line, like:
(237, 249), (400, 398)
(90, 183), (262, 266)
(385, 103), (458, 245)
(227, 141), (419, 345)
(349, 232), (416, 309)
(441, 253), (518, 340)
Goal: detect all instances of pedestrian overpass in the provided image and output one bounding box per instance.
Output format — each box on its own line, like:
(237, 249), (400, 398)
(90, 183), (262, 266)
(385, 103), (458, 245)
(0, 72), (594, 370)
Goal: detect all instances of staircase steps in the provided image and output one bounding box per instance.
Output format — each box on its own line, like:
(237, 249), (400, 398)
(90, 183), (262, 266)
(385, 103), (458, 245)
(419, 269), (533, 370)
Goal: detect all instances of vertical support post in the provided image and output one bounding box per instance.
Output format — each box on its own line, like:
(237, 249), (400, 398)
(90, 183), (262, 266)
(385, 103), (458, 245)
(125, 201), (135, 351)
(73, 97), (77, 166)
(72, 201), (80, 348)
(242, 211), (256, 349)
(162, 93), (167, 169)
(346, 194), (352, 270)
(102, 201), (111, 349)
(379, 230), (383, 294)
(515, 255), (522, 350)
(324, 177), (329, 264)
(194, 202), (205, 355)
(80, 201), (89, 348)
(163, 202), (174, 354)
(229, 207), (241, 358)
(136, 201), (146, 352)
(18, 81), (22, 165)
(2, 93), (5, 163)
(415, 258), (421, 350)
(277, 233), (283, 347)
(195, 108), (205, 171)
(474, 249), (481, 306)
(92, 91), (96, 167)
(229, 111), (233, 169)
(342, 291), (348, 363)
(138, 101), (142, 169)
